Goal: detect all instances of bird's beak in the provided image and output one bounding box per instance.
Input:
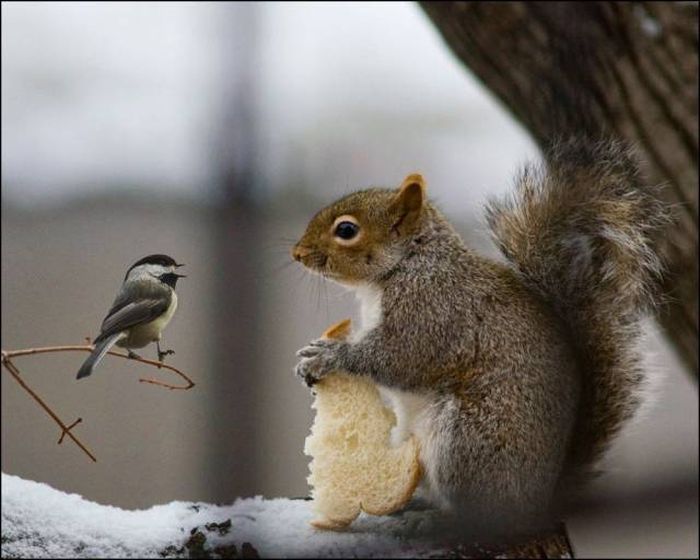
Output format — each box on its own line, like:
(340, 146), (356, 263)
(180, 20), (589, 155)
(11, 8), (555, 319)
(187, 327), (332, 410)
(172, 263), (186, 278)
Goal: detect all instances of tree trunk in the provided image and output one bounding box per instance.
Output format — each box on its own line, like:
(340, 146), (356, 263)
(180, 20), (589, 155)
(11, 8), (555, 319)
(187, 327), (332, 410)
(420, 1), (698, 375)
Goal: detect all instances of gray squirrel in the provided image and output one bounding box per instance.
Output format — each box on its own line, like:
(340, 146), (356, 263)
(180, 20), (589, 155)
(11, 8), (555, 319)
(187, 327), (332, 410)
(292, 138), (668, 537)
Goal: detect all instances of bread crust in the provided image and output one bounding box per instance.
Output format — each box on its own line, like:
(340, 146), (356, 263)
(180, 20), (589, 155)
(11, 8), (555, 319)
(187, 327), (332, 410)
(307, 319), (422, 530)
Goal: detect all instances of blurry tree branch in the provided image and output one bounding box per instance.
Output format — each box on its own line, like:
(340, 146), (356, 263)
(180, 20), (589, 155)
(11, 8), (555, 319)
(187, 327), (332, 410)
(420, 1), (698, 375)
(1, 341), (195, 463)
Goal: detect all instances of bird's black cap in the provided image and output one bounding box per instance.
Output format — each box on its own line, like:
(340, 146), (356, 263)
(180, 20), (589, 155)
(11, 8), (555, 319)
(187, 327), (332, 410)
(125, 254), (184, 278)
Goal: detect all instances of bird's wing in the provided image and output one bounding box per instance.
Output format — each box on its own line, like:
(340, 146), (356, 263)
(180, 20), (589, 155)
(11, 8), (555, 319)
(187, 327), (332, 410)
(94, 296), (170, 344)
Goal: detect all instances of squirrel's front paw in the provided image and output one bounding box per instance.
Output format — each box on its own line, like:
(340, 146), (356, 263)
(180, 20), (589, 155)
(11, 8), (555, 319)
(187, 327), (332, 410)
(294, 338), (346, 387)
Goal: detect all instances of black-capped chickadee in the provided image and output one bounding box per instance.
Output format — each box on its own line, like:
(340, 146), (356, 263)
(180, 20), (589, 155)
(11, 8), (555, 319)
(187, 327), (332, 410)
(76, 254), (186, 379)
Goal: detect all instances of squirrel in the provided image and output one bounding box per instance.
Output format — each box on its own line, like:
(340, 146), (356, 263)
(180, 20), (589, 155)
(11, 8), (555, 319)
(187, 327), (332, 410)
(291, 138), (668, 538)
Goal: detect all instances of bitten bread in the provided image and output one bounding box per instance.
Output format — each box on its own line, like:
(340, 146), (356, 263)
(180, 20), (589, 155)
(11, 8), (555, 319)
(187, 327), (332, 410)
(304, 319), (422, 530)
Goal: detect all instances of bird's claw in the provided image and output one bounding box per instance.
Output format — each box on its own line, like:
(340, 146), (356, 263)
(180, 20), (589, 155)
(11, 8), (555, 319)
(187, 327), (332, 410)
(158, 349), (175, 362)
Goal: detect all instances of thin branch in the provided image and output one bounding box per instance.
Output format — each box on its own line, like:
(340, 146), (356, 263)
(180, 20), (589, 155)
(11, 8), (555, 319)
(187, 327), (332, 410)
(58, 417), (83, 445)
(3, 343), (195, 390)
(1, 342), (196, 463)
(1, 351), (97, 462)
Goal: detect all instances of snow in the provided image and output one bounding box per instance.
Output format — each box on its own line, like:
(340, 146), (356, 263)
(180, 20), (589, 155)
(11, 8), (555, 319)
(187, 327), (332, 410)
(1, 472), (444, 558)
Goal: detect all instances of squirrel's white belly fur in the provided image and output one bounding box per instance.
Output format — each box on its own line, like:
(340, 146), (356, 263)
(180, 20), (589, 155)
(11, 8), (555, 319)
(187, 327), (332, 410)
(353, 285), (432, 449)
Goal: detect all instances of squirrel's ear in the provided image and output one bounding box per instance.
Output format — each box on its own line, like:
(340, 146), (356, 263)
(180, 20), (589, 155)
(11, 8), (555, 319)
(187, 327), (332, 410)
(390, 173), (425, 234)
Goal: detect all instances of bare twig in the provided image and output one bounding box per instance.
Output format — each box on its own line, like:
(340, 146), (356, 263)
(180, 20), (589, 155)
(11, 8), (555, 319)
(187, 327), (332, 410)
(1, 351), (97, 462)
(1, 342), (196, 463)
(58, 417), (83, 445)
(3, 344), (195, 390)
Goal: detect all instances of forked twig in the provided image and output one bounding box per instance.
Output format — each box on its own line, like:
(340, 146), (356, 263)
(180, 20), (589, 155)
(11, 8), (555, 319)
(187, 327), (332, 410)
(3, 343), (195, 390)
(1, 342), (196, 463)
(58, 417), (83, 445)
(1, 351), (97, 462)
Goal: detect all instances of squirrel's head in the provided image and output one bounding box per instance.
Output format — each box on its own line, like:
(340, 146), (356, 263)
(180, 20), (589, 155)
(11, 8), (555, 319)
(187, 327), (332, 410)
(292, 173), (426, 285)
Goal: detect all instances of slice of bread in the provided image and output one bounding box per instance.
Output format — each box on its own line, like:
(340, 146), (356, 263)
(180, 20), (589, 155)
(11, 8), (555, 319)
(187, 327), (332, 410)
(304, 319), (422, 530)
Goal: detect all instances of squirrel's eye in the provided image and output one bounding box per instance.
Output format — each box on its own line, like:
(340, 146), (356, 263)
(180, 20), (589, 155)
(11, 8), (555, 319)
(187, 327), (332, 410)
(334, 221), (359, 240)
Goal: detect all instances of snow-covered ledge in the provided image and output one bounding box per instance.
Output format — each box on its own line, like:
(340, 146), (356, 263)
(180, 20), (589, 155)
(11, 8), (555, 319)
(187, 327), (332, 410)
(0, 473), (443, 558)
(1, 473), (572, 558)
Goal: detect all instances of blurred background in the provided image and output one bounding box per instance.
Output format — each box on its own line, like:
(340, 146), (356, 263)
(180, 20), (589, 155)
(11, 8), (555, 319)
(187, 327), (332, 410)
(1, 2), (696, 557)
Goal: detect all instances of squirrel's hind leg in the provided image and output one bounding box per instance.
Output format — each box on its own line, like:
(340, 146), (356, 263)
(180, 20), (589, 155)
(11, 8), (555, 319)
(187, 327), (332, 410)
(421, 393), (555, 539)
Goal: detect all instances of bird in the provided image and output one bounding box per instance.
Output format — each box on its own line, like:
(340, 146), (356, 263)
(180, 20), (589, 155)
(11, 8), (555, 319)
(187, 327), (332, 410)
(76, 254), (185, 379)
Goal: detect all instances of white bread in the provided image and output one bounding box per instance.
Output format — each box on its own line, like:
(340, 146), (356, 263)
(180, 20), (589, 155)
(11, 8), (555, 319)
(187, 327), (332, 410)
(304, 319), (422, 530)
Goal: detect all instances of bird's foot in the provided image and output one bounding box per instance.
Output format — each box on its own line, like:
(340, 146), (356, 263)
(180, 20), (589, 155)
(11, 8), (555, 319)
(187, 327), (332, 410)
(127, 350), (142, 360)
(157, 349), (175, 362)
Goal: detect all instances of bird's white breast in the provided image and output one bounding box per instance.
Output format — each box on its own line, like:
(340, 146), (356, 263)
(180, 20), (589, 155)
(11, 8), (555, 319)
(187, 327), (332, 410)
(129, 291), (178, 346)
(152, 291), (178, 333)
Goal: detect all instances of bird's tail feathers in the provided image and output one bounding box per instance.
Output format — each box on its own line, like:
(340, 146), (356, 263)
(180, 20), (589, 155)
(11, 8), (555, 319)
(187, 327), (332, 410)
(76, 334), (121, 379)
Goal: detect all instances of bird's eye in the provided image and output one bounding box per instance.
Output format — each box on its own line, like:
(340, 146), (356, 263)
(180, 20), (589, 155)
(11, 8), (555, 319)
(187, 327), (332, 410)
(334, 221), (359, 240)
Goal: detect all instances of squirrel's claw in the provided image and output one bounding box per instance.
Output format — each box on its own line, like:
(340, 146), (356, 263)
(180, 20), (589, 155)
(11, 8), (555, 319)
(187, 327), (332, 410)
(294, 339), (347, 387)
(295, 337), (339, 360)
(294, 358), (320, 387)
(296, 345), (324, 358)
(297, 338), (335, 356)
(309, 338), (335, 347)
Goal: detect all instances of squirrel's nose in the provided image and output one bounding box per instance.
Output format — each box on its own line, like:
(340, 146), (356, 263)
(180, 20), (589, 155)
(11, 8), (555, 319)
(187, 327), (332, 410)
(292, 245), (312, 262)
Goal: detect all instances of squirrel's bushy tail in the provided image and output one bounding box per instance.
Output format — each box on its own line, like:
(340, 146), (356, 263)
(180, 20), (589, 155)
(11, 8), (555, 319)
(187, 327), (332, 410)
(485, 138), (668, 480)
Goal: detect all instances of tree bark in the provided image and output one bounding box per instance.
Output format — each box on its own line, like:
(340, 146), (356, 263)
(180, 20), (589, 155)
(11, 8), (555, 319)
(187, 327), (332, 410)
(420, 1), (698, 375)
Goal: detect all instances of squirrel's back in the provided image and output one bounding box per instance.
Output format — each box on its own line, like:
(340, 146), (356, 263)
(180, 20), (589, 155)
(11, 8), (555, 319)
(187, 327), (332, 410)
(485, 138), (668, 482)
